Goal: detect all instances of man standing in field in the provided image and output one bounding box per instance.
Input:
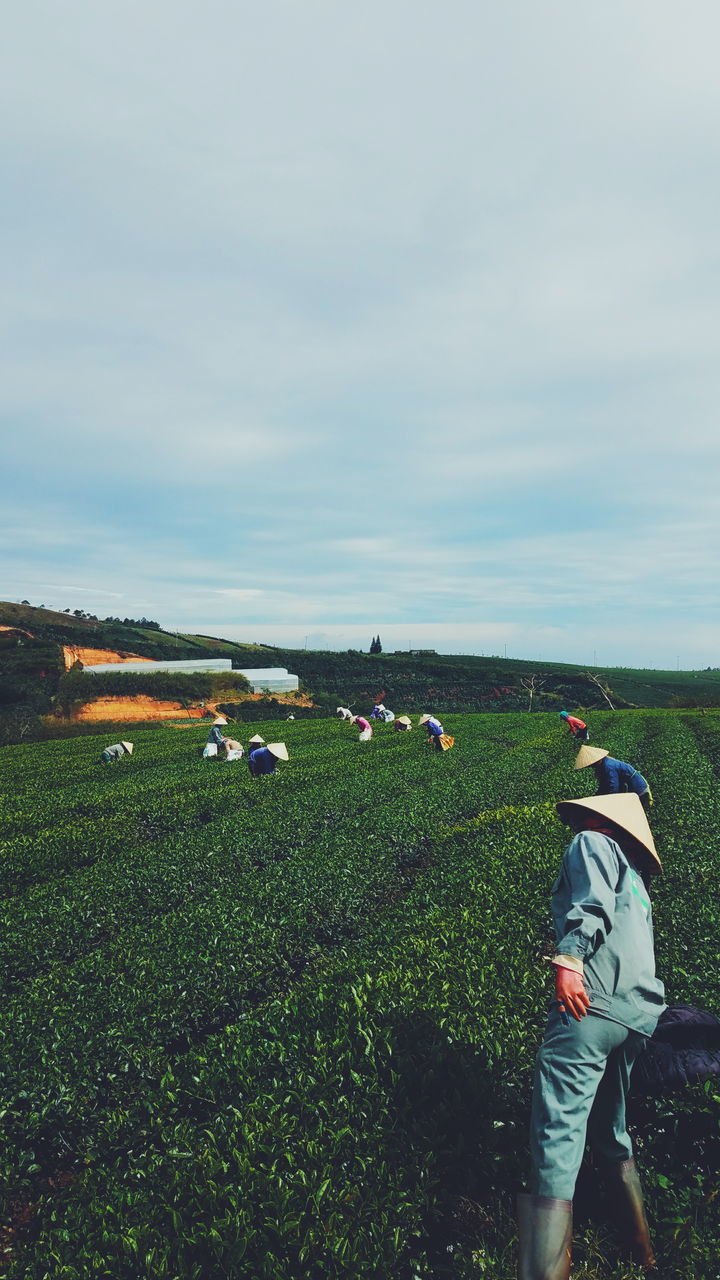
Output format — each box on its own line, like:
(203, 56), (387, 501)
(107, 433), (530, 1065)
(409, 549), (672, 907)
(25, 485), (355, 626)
(575, 745), (653, 810)
(518, 793), (664, 1278)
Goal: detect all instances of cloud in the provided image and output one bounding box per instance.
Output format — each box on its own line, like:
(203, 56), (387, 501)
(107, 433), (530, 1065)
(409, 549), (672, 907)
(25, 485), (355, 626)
(3, 2), (720, 664)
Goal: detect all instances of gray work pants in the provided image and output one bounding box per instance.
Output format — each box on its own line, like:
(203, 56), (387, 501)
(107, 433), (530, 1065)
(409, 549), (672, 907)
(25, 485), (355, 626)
(530, 1004), (646, 1201)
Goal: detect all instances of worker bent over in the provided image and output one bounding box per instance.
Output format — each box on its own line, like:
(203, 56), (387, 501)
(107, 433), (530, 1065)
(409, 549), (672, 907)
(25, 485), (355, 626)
(419, 713), (444, 750)
(100, 741), (133, 763)
(575, 745), (653, 811)
(247, 742), (289, 777)
(351, 716), (373, 741)
(559, 711), (589, 742)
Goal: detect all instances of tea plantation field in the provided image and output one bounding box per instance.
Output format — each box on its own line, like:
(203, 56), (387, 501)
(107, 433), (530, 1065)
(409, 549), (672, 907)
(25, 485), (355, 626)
(1, 711), (720, 1278)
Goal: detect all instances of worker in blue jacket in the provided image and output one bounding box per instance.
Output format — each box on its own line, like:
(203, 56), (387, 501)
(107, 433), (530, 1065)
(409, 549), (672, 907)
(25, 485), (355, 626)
(518, 793), (665, 1278)
(419, 713), (444, 750)
(575, 745), (653, 810)
(247, 742), (289, 777)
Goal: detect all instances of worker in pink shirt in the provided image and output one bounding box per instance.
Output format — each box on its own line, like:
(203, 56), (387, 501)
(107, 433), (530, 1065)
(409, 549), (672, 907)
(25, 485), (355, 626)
(559, 711), (589, 742)
(352, 715), (373, 742)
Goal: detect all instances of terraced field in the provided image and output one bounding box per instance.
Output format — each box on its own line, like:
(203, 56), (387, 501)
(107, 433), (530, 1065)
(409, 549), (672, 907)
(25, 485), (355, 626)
(1, 712), (719, 1278)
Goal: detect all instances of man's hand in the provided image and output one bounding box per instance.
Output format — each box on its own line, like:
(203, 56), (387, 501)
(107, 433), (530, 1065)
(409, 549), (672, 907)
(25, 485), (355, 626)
(555, 965), (590, 1021)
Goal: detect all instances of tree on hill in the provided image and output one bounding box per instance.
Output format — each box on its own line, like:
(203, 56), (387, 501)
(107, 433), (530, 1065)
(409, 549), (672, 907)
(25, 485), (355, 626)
(370, 635), (383, 654)
(520, 672), (546, 712)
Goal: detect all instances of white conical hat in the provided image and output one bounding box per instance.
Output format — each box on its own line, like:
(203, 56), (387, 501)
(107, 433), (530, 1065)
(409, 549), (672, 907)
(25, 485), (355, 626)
(249, 734), (265, 744)
(574, 745), (609, 770)
(419, 714), (432, 725)
(556, 793), (661, 872)
(266, 742), (289, 761)
(213, 716), (228, 726)
(121, 741), (134, 754)
(397, 715), (412, 726)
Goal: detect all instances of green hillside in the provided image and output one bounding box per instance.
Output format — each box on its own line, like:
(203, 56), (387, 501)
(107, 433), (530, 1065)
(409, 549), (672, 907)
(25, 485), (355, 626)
(2, 601), (719, 748)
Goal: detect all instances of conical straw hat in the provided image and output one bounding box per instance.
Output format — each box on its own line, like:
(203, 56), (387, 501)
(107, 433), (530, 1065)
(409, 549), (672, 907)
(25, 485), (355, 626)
(574, 745), (609, 770)
(213, 716), (228, 726)
(419, 714), (432, 725)
(397, 715), (412, 726)
(556, 793), (661, 872)
(249, 734), (265, 744)
(121, 741), (134, 754)
(266, 742), (289, 762)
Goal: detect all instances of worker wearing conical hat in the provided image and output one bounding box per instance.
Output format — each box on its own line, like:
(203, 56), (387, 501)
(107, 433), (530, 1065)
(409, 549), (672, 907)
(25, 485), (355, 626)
(394, 715), (412, 732)
(419, 713), (444, 750)
(100, 741), (134, 763)
(207, 717), (229, 750)
(575, 745), (653, 811)
(518, 794), (664, 1276)
(247, 742), (289, 777)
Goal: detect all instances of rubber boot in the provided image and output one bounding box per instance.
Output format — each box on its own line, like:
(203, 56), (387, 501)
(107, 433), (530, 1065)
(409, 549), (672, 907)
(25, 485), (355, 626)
(605, 1158), (656, 1269)
(517, 1194), (572, 1280)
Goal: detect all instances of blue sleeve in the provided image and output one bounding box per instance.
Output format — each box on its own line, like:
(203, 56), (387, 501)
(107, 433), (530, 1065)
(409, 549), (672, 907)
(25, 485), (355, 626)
(554, 832), (619, 962)
(630, 769), (649, 794)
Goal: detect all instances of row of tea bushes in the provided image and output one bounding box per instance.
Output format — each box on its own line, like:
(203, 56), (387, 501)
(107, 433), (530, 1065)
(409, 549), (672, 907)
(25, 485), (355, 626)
(20, 722), (720, 1280)
(4, 803), (563, 1279)
(0, 711), (666, 1276)
(0, 715), (581, 989)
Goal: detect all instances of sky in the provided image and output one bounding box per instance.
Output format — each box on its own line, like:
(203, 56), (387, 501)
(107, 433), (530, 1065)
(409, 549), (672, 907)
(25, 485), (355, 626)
(2, 1), (720, 668)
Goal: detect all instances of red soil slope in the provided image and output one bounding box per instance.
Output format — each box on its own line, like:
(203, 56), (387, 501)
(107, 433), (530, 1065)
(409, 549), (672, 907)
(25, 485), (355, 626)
(70, 696), (207, 722)
(0, 625), (34, 639)
(62, 645), (153, 671)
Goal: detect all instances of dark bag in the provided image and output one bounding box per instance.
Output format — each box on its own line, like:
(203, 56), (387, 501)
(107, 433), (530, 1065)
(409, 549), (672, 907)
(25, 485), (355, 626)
(632, 1005), (720, 1096)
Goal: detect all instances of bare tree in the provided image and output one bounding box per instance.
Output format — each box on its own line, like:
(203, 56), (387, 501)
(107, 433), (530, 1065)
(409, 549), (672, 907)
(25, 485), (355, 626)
(520, 673), (547, 712)
(584, 671), (615, 710)
(0, 704), (41, 747)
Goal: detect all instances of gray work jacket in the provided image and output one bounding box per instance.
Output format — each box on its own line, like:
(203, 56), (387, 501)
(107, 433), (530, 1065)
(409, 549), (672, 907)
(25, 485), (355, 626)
(552, 830), (666, 1036)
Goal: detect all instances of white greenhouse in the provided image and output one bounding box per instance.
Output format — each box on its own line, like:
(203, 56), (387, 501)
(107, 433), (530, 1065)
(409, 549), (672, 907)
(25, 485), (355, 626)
(82, 659), (233, 676)
(80, 658), (299, 693)
(236, 667), (299, 694)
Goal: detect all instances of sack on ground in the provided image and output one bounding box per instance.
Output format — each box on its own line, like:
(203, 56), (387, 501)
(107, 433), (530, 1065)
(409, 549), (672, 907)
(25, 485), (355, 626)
(439, 734), (455, 751)
(202, 743), (218, 758)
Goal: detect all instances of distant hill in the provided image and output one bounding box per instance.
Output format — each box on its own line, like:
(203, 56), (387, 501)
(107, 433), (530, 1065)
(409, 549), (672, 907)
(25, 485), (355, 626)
(255, 644), (720, 714)
(2, 600), (720, 745)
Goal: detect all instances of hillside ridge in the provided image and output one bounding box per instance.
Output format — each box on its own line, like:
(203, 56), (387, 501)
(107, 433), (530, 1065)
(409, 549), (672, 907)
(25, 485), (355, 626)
(2, 600), (720, 746)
